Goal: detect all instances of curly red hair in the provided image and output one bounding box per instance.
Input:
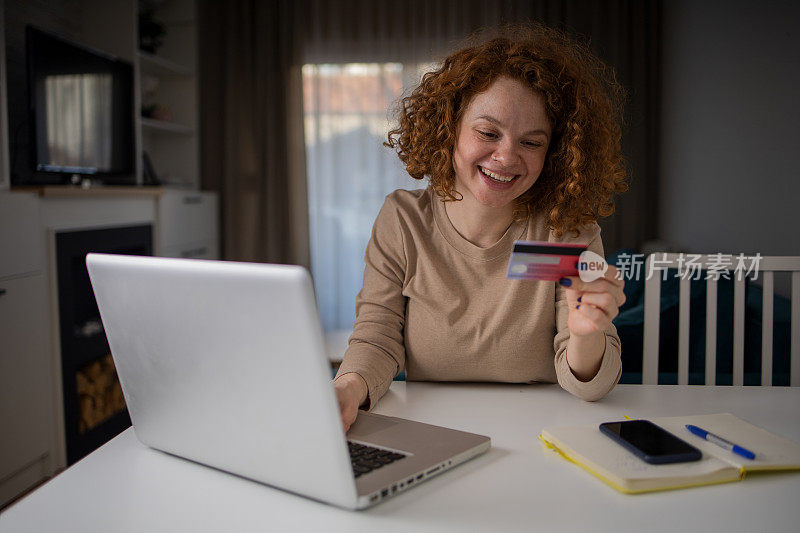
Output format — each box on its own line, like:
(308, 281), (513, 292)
(386, 23), (628, 237)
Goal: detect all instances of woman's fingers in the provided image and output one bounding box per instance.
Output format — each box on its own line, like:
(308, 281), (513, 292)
(577, 302), (610, 325)
(578, 292), (620, 320)
(564, 261), (627, 336)
(333, 377), (361, 433)
(562, 277), (626, 307)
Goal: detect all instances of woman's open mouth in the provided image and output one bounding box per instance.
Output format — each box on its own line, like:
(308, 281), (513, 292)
(478, 166), (518, 184)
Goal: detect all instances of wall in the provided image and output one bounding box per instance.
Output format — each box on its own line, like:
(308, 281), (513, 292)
(658, 0), (800, 256)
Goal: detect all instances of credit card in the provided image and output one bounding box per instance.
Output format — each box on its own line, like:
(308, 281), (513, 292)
(506, 240), (588, 281)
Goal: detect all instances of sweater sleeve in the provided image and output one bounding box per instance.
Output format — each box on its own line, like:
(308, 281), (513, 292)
(334, 194), (408, 409)
(553, 226), (622, 401)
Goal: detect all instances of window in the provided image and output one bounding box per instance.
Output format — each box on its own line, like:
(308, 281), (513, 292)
(302, 63), (426, 331)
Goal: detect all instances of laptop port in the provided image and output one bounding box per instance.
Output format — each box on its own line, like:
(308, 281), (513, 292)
(407, 477), (414, 484)
(370, 494), (379, 503)
(381, 489), (388, 497)
(426, 466), (441, 475)
(391, 485), (397, 494)
(416, 474), (424, 480)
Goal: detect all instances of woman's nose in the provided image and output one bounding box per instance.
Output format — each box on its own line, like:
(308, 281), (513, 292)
(491, 140), (520, 167)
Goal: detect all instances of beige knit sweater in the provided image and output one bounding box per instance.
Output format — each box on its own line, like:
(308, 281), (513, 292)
(335, 188), (621, 406)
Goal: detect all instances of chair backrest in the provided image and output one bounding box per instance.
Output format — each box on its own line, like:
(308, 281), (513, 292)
(643, 253), (800, 386)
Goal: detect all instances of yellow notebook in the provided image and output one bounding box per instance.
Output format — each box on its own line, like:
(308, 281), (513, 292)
(540, 413), (800, 494)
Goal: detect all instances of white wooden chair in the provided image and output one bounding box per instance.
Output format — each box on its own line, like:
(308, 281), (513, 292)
(643, 253), (800, 386)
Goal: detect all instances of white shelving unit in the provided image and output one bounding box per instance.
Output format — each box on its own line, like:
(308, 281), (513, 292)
(79, 0), (200, 189)
(136, 0), (199, 189)
(0, 0), (214, 507)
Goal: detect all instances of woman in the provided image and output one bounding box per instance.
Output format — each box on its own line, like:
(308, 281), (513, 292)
(334, 24), (628, 431)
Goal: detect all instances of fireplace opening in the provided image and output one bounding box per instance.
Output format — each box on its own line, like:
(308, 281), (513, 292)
(56, 224), (152, 465)
(76, 353), (126, 435)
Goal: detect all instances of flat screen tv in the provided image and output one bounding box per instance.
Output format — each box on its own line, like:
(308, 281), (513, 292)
(25, 26), (135, 185)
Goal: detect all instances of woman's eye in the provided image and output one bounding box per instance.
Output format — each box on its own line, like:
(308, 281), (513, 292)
(523, 141), (544, 148)
(476, 130), (498, 139)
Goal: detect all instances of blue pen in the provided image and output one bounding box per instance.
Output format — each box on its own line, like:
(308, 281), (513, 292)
(685, 425), (756, 460)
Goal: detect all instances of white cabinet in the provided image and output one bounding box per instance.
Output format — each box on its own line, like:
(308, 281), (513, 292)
(156, 190), (218, 259)
(0, 194), (42, 278)
(0, 193), (53, 509)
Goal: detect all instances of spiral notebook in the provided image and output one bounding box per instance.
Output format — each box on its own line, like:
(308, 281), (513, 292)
(540, 413), (800, 494)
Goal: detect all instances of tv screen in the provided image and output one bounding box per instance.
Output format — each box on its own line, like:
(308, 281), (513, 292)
(26, 27), (135, 183)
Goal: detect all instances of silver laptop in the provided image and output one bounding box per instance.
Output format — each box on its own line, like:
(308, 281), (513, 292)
(86, 253), (490, 509)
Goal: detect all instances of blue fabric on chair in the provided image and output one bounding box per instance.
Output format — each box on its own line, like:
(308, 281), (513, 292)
(611, 253), (791, 386)
(606, 248), (646, 316)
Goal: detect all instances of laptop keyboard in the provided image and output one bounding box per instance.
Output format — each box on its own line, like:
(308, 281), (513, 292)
(348, 441), (407, 478)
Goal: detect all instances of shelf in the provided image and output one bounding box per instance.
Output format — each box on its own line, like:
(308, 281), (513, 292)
(140, 118), (195, 136)
(137, 51), (193, 78)
(12, 185), (176, 198)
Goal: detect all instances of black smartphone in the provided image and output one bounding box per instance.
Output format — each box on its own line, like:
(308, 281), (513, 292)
(599, 420), (702, 465)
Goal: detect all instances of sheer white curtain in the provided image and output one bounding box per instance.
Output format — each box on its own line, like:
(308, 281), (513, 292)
(302, 63), (422, 331)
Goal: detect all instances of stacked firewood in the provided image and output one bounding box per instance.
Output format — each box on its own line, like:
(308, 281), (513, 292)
(76, 354), (126, 434)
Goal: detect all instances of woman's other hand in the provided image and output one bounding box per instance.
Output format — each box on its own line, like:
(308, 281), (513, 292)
(332, 373), (368, 433)
(559, 264), (625, 381)
(561, 263), (626, 337)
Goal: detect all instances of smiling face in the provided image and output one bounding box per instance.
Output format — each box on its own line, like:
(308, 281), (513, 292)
(451, 76), (552, 211)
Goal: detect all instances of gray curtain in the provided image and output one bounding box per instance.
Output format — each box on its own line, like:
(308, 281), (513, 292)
(199, 0), (309, 265)
(199, 0), (661, 263)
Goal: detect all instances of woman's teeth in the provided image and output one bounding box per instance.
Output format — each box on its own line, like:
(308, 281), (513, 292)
(479, 166), (516, 183)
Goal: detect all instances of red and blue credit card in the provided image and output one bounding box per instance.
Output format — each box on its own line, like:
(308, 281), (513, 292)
(506, 240), (588, 281)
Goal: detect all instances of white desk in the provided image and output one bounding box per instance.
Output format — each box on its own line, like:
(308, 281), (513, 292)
(2, 384), (799, 532)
